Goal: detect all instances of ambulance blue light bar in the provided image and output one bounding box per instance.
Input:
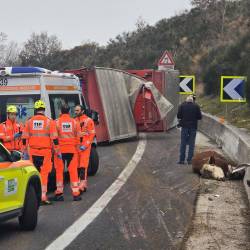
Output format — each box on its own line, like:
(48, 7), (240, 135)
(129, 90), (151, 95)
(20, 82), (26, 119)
(11, 67), (48, 74)
(0, 67), (50, 76)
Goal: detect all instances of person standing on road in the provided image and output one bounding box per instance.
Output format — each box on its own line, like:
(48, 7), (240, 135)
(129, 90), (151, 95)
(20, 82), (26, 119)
(177, 95), (202, 165)
(54, 104), (82, 202)
(0, 105), (23, 152)
(74, 105), (96, 193)
(22, 100), (60, 205)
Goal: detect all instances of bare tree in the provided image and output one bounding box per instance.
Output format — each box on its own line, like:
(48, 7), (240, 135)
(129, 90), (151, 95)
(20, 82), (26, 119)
(19, 31), (62, 69)
(0, 32), (20, 66)
(135, 16), (148, 31)
(191, 0), (217, 9)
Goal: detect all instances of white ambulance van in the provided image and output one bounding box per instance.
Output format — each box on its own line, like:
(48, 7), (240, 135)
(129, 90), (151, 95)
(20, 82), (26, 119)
(0, 67), (99, 176)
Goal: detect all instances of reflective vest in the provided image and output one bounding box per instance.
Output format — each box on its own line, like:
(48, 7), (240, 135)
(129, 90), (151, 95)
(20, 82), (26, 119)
(56, 114), (81, 152)
(0, 119), (23, 151)
(75, 114), (95, 148)
(23, 114), (58, 149)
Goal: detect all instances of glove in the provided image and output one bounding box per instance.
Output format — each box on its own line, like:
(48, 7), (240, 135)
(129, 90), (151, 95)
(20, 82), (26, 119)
(22, 152), (29, 160)
(57, 153), (62, 159)
(14, 132), (22, 139)
(80, 145), (87, 151)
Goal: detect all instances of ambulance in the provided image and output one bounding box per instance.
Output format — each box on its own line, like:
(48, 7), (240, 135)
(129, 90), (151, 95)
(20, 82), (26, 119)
(0, 67), (99, 176)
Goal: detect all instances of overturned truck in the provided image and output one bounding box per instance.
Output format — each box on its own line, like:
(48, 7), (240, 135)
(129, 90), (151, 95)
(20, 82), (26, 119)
(65, 67), (180, 143)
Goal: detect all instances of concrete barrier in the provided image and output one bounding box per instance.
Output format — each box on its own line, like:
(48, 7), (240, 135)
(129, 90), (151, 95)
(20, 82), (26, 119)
(198, 112), (250, 203)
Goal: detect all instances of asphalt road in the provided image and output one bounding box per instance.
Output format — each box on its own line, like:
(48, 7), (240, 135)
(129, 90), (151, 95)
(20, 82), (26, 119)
(0, 129), (200, 250)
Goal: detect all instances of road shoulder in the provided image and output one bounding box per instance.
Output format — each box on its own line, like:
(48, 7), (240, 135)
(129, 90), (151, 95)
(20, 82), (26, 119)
(182, 132), (250, 250)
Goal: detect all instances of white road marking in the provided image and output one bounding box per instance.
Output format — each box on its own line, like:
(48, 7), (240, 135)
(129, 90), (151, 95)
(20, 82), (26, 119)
(45, 134), (147, 250)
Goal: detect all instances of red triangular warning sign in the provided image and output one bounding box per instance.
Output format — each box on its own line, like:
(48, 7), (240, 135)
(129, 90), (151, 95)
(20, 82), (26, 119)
(158, 51), (175, 66)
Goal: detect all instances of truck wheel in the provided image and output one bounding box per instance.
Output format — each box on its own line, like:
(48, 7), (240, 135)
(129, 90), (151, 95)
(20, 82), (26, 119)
(19, 185), (38, 230)
(88, 146), (99, 176)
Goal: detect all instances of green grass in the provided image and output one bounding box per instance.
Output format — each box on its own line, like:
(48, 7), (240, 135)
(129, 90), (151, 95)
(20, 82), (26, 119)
(197, 95), (250, 131)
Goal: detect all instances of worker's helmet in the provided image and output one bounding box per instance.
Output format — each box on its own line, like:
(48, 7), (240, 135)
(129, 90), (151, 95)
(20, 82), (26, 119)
(34, 100), (46, 109)
(6, 105), (18, 113)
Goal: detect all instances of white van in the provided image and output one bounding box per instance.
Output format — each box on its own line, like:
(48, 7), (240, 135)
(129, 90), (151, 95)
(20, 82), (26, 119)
(0, 67), (99, 176)
(0, 67), (85, 122)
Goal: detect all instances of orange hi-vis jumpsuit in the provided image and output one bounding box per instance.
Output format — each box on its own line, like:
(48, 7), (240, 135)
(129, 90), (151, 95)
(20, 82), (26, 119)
(22, 114), (58, 202)
(0, 119), (23, 151)
(54, 114), (82, 197)
(75, 114), (95, 191)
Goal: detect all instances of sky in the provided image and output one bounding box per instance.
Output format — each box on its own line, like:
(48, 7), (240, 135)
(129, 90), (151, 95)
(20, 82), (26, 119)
(2, 0), (191, 49)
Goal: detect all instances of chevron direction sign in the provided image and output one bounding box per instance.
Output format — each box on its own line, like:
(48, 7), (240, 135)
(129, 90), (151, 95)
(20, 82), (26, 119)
(220, 76), (247, 103)
(179, 75), (195, 94)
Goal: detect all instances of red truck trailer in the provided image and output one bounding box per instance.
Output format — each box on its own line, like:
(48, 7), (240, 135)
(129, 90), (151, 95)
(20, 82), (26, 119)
(65, 67), (177, 142)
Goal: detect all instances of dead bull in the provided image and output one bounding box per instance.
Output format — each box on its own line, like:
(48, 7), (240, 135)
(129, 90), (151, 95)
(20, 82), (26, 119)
(192, 150), (250, 181)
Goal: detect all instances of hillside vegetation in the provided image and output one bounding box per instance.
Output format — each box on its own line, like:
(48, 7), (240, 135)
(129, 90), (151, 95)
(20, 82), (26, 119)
(1, 0), (249, 104)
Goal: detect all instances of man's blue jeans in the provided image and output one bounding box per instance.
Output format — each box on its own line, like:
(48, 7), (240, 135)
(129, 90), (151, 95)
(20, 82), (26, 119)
(179, 128), (197, 162)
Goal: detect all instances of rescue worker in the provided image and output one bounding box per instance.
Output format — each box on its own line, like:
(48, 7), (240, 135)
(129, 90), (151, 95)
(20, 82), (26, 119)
(74, 105), (96, 193)
(54, 104), (82, 201)
(22, 100), (60, 205)
(0, 105), (23, 152)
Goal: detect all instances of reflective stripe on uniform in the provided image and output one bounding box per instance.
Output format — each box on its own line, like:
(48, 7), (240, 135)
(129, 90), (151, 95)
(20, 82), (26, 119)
(79, 180), (87, 190)
(81, 131), (95, 136)
(71, 182), (79, 193)
(56, 181), (63, 187)
(59, 134), (75, 139)
(22, 132), (29, 137)
(56, 182), (64, 193)
(29, 132), (50, 137)
(42, 185), (47, 193)
(56, 119), (60, 130)
(77, 131), (82, 137)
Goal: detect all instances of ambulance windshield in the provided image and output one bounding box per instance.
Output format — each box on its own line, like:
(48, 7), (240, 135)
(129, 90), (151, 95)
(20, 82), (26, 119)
(49, 94), (81, 119)
(0, 95), (40, 123)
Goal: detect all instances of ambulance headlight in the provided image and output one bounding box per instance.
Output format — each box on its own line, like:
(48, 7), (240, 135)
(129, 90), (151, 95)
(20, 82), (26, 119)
(0, 70), (7, 76)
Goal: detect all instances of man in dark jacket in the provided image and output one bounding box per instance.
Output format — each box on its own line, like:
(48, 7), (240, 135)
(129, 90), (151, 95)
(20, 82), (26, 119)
(177, 95), (202, 164)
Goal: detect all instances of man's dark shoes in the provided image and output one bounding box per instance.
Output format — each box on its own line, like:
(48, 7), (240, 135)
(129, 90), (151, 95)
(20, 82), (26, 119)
(177, 161), (185, 165)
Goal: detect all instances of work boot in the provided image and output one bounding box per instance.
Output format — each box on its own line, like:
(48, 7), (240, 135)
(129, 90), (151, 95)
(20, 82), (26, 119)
(54, 193), (64, 201)
(41, 200), (52, 206)
(73, 195), (82, 201)
(80, 187), (87, 195)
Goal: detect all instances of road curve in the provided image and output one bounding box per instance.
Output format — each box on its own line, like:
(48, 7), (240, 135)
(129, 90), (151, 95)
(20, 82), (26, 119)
(0, 129), (200, 250)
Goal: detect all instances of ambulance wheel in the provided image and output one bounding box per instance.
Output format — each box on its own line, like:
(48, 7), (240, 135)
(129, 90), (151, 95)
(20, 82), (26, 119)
(88, 146), (99, 176)
(19, 185), (38, 230)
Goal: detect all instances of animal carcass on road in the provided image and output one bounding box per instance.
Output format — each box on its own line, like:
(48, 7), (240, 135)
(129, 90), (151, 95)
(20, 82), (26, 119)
(192, 150), (249, 181)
